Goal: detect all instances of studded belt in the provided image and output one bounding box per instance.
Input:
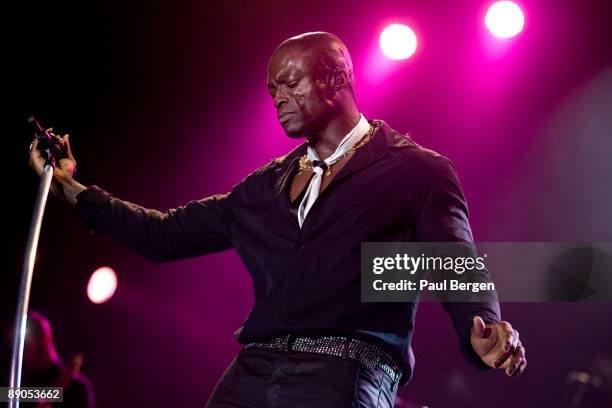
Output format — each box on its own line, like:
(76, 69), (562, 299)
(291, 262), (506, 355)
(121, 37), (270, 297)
(243, 334), (402, 383)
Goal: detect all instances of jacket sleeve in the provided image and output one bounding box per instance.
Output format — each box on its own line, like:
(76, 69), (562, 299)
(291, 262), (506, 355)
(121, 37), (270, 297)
(75, 185), (234, 263)
(413, 156), (501, 372)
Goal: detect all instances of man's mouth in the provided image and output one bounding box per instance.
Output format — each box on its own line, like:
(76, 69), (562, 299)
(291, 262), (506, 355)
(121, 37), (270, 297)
(278, 112), (295, 123)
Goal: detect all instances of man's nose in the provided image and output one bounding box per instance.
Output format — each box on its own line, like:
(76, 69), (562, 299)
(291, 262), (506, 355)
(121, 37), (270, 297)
(274, 88), (288, 108)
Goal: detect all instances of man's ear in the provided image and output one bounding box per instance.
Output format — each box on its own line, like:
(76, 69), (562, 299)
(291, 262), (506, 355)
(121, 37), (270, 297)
(329, 67), (349, 91)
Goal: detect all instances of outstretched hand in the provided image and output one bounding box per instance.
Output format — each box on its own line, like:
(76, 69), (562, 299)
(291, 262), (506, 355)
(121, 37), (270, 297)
(29, 130), (85, 205)
(29, 130), (76, 181)
(470, 316), (527, 378)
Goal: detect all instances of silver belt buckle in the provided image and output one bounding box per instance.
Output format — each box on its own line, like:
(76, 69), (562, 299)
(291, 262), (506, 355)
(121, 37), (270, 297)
(286, 333), (298, 353)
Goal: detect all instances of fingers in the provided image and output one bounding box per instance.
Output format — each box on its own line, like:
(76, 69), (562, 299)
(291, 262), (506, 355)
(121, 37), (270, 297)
(492, 322), (520, 368)
(505, 343), (527, 378)
(28, 130), (76, 182)
(53, 133), (65, 147)
(472, 316), (486, 337)
(55, 133), (76, 162)
(63, 134), (75, 161)
(29, 129), (65, 156)
(29, 138), (43, 173)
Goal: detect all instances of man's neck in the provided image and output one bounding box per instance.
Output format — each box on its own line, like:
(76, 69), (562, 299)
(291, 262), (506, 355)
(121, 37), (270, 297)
(307, 110), (361, 160)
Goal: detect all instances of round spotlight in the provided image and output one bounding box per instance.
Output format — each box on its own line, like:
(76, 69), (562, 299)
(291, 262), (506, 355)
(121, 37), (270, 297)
(87, 266), (117, 304)
(485, 1), (525, 39)
(379, 24), (417, 60)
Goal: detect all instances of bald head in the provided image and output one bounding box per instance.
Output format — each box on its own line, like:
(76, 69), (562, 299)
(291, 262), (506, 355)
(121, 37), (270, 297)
(267, 32), (359, 137)
(273, 32), (356, 93)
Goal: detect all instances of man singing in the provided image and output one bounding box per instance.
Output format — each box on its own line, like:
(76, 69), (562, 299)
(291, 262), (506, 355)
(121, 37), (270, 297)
(29, 32), (526, 407)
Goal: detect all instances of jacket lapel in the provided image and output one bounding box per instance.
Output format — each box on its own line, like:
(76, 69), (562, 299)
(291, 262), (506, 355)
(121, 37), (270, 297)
(323, 119), (391, 188)
(274, 142), (308, 194)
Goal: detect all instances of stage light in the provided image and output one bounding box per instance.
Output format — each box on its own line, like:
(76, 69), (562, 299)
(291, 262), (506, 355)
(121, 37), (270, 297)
(87, 266), (117, 304)
(379, 24), (417, 60)
(485, 1), (525, 39)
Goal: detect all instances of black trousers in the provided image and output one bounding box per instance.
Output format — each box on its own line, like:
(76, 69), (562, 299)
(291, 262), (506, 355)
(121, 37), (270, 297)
(206, 347), (399, 407)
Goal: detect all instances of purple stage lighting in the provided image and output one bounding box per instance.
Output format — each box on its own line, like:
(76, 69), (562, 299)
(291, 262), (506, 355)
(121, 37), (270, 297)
(379, 23), (417, 60)
(485, 1), (525, 39)
(87, 266), (118, 304)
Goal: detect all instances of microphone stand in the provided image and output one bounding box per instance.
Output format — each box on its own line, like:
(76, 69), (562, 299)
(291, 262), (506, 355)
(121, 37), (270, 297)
(8, 118), (58, 408)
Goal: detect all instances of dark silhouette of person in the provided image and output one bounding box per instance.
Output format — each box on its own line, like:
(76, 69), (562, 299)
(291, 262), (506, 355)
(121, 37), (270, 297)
(14, 311), (95, 407)
(29, 32), (526, 407)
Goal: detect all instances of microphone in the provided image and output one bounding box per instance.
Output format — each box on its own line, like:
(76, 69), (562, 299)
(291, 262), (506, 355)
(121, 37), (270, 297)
(28, 116), (64, 166)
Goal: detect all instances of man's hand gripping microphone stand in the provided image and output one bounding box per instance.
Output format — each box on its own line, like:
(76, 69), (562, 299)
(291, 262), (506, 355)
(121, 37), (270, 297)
(8, 117), (64, 408)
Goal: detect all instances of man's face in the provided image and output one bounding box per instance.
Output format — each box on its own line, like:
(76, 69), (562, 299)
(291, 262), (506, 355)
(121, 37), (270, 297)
(267, 47), (333, 138)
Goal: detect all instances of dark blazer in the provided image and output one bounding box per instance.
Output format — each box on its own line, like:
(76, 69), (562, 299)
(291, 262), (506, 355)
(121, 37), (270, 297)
(75, 119), (500, 384)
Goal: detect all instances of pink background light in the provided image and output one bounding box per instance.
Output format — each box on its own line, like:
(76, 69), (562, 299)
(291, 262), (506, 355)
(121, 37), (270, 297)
(379, 23), (417, 60)
(87, 266), (118, 304)
(485, 1), (525, 38)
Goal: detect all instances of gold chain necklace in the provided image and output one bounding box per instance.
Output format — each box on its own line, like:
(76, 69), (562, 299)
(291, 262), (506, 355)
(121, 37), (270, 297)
(298, 123), (378, 177)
